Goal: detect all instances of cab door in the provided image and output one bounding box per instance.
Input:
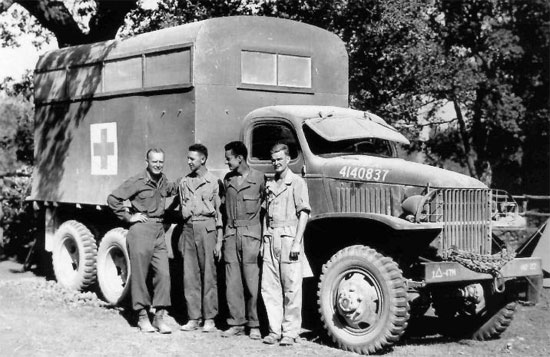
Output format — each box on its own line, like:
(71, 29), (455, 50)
(244, 118), (304, 176)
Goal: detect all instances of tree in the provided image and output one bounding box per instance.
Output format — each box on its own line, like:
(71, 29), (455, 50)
(0, 69), (33, 100)
(255, 0), (549, 193)
(0, 0), (138, 48)
(410, 0), (549, 193)
(1, 0), (548, 194)
(0, 95), (34, 174)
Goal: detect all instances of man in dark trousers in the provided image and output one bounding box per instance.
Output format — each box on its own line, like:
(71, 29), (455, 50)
(178, 143), (223, 333)
(221, 141), (265, 340)
(107, 148), (177, 334)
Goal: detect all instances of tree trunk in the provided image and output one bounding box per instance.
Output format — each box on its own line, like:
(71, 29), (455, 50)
(452, 98), (478, 178)
(7, 0), (137, 47)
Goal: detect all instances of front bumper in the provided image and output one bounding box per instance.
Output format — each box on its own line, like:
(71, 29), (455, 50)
(422, 257), (542, 284)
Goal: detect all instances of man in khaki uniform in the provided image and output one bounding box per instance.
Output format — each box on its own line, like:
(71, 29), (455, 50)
(261, 143), (310, 346)
(221, 141), (265, 340)
(178, 143), (223, 333)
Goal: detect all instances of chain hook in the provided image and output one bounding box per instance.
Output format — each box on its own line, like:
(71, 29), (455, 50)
(493, 276), (506, 293)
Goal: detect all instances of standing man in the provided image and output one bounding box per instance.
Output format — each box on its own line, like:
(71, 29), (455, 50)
(178, 143), (223, 333)
(261, 143), (310, 346)
(221, 141), (265, 340)
(107, 148), (176, 334)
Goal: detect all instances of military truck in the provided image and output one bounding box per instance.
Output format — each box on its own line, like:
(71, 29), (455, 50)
(31, 16), (541, 355)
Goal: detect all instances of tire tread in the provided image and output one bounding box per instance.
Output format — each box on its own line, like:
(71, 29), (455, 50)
(317, 245), (410, 354)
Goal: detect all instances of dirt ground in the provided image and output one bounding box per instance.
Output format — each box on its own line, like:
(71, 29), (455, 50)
(0, 259), (548, 357)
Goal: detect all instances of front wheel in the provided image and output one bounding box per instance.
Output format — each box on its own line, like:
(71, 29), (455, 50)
(317, 245), (410, 355)
(97, 228), (130, 305)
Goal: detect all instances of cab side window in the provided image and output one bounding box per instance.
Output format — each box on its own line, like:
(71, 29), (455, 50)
(250, 123), (299, 161)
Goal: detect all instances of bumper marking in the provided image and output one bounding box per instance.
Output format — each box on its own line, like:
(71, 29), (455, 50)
(423, 257), (542, 284)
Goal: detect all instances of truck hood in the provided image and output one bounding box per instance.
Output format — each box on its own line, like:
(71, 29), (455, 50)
(320, 155), (486, 188)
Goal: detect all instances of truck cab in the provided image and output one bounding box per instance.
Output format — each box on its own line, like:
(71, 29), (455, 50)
(243, 105), (542, 354)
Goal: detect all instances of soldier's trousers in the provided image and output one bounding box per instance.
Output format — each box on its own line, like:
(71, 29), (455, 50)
(126, 221), (171, 311)
(224, 227), (261, 327)
(179, 219), (218, 320)
(261, 229), (303, 339)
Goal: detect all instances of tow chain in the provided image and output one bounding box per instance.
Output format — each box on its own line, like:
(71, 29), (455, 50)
(445, 247), (516, 278)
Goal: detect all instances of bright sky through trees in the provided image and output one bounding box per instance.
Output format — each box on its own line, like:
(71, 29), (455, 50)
(0, 0), (159, 80)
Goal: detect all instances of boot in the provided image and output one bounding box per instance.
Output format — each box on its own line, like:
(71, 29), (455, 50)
(136, 309), (155, 333)
(180, 319), (201, 331)
(249, 327), (261, 340)
(222, 325), (245, 338)
(202, 319), (217, 333)
(152, 309), (172, 334)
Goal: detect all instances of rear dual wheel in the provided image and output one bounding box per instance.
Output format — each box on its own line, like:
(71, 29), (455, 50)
(97, 228), (131, 305)
(51, 221), (130, 305)
(52, 220), (97, 290)
(434, 283), (517, 340)
(318, 245), (409, 354)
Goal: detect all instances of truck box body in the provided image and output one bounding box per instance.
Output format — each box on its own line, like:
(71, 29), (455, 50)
(31, 16), (348, 205)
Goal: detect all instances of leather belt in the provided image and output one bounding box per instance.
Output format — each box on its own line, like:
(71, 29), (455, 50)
(267, 219), (298, 228)
(230, 219), (258, 228)
(190, 216), (214, 222)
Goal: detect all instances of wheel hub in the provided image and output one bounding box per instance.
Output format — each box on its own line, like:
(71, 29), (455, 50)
(336, 273), (379, 327)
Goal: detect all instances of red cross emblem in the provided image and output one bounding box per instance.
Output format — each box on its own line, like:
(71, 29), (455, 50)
(90, 123), (117, 175)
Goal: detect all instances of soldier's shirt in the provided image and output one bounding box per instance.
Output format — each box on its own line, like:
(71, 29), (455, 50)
(265, 169), (311, 233)
(263, 170), (311, 264)
(178, 167), (223, 227)
(107, 169), (177, 222)
(223, 168), (266, 239)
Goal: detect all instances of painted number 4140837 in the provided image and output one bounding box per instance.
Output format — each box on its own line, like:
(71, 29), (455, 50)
(339, 166), (390, 181)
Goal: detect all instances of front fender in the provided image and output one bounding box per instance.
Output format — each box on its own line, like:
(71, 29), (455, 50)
(309, 212), (443, 232)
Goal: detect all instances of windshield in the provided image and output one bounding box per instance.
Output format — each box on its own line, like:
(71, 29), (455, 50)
(303, 125), (396, 158)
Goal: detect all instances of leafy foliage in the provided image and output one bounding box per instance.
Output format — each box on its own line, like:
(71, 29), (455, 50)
(0, 173), (35, 260)
(0, 73), (35, 258)
(0, 0), (548, 194)
(0, 94), (34, 174)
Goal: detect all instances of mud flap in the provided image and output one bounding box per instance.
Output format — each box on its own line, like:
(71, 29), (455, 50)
(517, 219), (550, 288)
(525, 275), (543, 304)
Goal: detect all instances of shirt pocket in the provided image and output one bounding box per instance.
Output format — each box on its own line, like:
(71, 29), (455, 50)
(204, 219), (216, 233)
(242, 224), (261, 240)
(201, 191), (215, 214)
(243, 194), (260, 214)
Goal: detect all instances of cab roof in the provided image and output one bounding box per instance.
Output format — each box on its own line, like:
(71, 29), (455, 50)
(245, 105), (410, 145)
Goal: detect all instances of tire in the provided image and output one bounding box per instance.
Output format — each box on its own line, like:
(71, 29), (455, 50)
(318, 245), (410, 354)
(434, 283), (517, 340)
(471, 300), (517, 340)
(97, 228), (130, 305)
(52, 220), (97, 290)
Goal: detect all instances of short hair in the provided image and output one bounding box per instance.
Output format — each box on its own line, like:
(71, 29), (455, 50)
(270, 143), (289, 156)
(224, 141), (248, 160)
(146, 147), (165, 160)
(189, 143), (208, 160)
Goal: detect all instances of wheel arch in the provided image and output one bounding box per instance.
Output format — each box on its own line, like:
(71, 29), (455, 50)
(305, 213), (441, 276)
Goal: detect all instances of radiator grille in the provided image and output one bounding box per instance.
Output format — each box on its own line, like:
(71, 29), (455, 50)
(335, 183), (396, 215)
(431, 189), (492, 256)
